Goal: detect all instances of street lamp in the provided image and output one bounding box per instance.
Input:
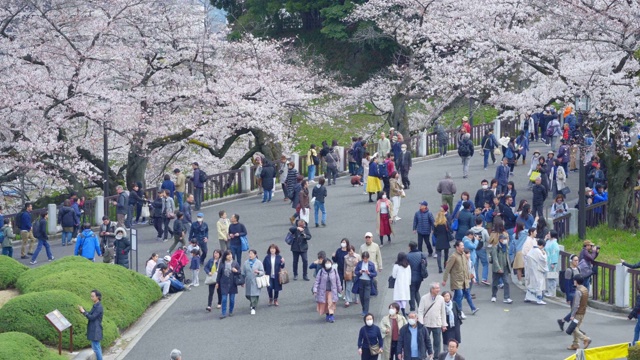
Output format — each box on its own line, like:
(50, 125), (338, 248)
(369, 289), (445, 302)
(103, 121), (109, 198)
(575, 93), (591, 240)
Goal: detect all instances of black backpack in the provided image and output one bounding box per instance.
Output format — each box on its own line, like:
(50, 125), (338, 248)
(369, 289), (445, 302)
(420, 254), (429, 279)
(199, 169), (208, 183)
(458, 141), (471, 157)
(15, 211), (25, 229)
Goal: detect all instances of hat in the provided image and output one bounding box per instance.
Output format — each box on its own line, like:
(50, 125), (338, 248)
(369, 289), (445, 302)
(533, 150), (540, 155)
(462, 116), (469, 122)
(163, 255), (171, 262)
(173, 168), (180, 173)
(419, 201), (428, 207)
(197, 212), (204, 218)
(364, 232), (373, 238)
(547, 150), (555, 154)
(441, 204), (449, 212)
(583, 240), (594, 246)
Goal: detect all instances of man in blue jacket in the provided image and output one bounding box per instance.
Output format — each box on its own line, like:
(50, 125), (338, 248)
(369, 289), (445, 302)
(30, 211), (53, 265)
(189, 213), (209, 263)
(79, 290), (104, 360)
(19, 203), (35, 259)
(75, 224), (102, 261)
(413, 201), (435, 256)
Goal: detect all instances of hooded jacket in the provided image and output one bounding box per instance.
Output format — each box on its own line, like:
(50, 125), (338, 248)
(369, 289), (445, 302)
(75, 229), (102, 260)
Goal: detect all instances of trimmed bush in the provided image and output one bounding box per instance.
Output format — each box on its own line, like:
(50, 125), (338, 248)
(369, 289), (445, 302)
(629, 344), (640, 360)
(0, 290), (118, 348)
(0, 256), (29, 290)
(0, 332), (67, 360)
(16, 256), (162, 329)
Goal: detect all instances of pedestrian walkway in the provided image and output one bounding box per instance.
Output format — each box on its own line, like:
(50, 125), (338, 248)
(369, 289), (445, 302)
(13, 142), (630, 360)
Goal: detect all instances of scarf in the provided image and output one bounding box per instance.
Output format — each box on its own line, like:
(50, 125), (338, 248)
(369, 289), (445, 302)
(499, 242), (507, 252)
(444, 301), (455, 327)
(248, 258), (257, 269)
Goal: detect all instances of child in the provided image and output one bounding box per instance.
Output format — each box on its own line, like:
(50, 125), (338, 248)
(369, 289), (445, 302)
(187, 239), (200, 259)
(190, 248), (201, 287)
(168, 212), (185, 254)
(1, 219), (16, 257)
(309, 251), (326, 278)
(217, 210), (230, 252)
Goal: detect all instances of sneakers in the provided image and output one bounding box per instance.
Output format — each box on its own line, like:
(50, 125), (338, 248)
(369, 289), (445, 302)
(48, 257), (54, 262)
(557, 319), (565, 331)
(315, 223), (319, 228)
(20, 255), (28, 259)
(303, 276), (310, 281)
(472, 308), (480, 315)
(460, 311), (467, 319)
(481, 280), (490, 286)
(206, 306), (211, 312)
(219, 315), (227, 319)
(394, 217), (401, 221)
(250, 309), (256, 315)
(293, 275), (298, 281)
(29, 260), (37, 265)
(432, 253), (438, 258)
(328, 314), (335, 323)
(503, 299), (513, 304)
(536, 300), (547, 305)
(491, 297), (496, 302)
(321, 223), (326, 227)
(193, 284), (199, 287)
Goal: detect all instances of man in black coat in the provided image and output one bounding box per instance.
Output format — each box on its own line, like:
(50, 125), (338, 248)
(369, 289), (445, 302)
(397, 312), (434, 360)
(79, 290), (104, 360)
(531, 176), (548, 218)
(289, 219), (312, 281)
(260, 161), (276, 203)
(398, 143), (413, 189)
(474, 179), (495, 209)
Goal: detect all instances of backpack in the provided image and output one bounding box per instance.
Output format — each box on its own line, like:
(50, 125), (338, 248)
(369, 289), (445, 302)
(473, 231), (484, 251)
(32, 220), (42, 239)
(505, 147), (514, 159)
(285, 232), (294, 245)
(420, 254), (429, 279)
(545, 125), (555, 137)
(15, 211), (25, 229)
(199, 169), (208, 183)
(559, 269), (568, 293)
(577, 259), (592, 278)
(458, 141), (471, 157)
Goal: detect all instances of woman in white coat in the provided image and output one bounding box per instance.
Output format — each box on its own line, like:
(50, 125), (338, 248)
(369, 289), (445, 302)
(391, 252), (412, 316)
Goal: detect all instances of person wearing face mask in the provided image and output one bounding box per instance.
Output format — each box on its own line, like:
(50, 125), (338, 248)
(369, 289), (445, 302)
(113, 228), (131, 269)
(332, 238), (350, 300)
(397, 312), (434, 360)
(343, 245), (361, 307)
(352, 252), (378, 316)
(392, 252), (412, 317)
(189, 212), (209, 265)
(441, 291), (463, 349)
(313, 258), (342, 323)
(381, 303), (407, 360)
(241, 249), (264, 315)
(358, 313), (384, 360)
(490, 234), (512, 304)
(376, 192), (394, 246)
(473, 180), (494, 210)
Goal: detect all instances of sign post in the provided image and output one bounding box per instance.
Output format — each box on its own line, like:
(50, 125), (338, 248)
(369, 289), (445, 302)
(130, 228), (138, 272)
(45, 309), (73, 355)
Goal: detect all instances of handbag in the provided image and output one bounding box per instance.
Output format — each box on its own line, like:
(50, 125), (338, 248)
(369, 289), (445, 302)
(560, 187), (571, 196)
(493, 148), (502, 156)
(141, 204), (151, 218)
(388, 275), (395, 289)
(529, 171), (541, 182)
(234, 273), (245, 286)
(565, 318), (579, 335)
(166, 211), (176, 219)
(299, 208), (310, 223)
(451, 219), (459, 231)
(279, 269), (290, 285)
(204, 272), (217, 285)
(240, 235), (249, 252)
(364, 330), (382, 356)
(256, 274), (270, 289)
(344, 270), (353, 282)
(400, 190), (406, 198)
(285, 232), (294, 245)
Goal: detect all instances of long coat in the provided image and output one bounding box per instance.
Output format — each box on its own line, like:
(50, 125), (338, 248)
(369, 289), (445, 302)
(113, 236), (131, 269)
(84, 301), (103, 341)
(380, 314), (408, 360)
(392, 264), (411, 301)
(260, 163), (276, 191)
(376, 199), (394, 236)
(351, 261), (378, 296)
(434, 224), (451, 251)
(242, 259), (265, 297)
(313, 268), (342, 303)
(216, 260), (240, 295)
(263, 254), (285, 292)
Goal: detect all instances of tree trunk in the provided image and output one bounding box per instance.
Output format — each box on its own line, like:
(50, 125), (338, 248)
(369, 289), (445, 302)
(602, 147), (639, 231)
(389, 93), (409, 137)
(126, 144), (149, 190)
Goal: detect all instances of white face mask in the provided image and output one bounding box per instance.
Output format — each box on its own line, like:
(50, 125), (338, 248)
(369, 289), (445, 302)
(408, 318), (417, 326)
(197, 217), (203, 222)
(324, 263), (332, 270)
(388, 308), (396, 315)
(341, 242), (347, 248)
(500, 240), (507, 245)
(115, 234), (123, 240)
(482, 185), (488, 190)
(382, 195), (387, 199)
(366, 320), (374, 326)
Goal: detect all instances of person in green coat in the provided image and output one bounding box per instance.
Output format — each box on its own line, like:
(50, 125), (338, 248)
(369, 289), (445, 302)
(490, 234), (512, 304)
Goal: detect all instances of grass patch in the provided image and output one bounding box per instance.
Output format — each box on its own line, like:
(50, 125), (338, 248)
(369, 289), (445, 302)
(294, 112), (381, 153)
(0, 256), (29, 290)
(561, 225), (637, 264)
(0, 332), (68, 360)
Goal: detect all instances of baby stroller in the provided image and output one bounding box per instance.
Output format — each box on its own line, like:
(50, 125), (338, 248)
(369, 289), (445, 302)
(168, 248), (190, 292)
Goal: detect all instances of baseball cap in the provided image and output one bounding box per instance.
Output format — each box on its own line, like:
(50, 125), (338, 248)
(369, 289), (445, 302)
(163, 255), (171, 262)
(419, 201), (428, 206)
(364, 232), (373, 238)
(197, 212), (204, 218)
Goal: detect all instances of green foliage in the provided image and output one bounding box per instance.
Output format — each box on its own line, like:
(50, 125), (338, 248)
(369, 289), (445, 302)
(0, 256), (29, 290)
(16, 256), (162, 329)
(0, 290), (119, 348)
(629, 344), (640, 360)
(438, 100), (498, 129)
(293, 111), (382, 153)
(0, 332), (68, 360)
(562, 225), (637, 264)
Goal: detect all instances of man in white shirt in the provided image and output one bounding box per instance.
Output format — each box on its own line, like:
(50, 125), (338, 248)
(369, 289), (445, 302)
(417, 282), (447, 357)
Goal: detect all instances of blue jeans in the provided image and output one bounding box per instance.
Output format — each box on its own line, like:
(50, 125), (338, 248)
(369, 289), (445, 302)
(453, 288), (476, 312)
(634, 318), (640, 344)
(176, 192), (184, 210)
(221, 293), (235, 316)
(262, 189), (272, 202)
(483, 149), (490, 169)
(125, 205), (133, 228)
(61, 231), (73, 246)
(507, 228), (515, 263)
(475, 248), (489, 281)
(308, 165), (316, 181)
(31, 239), (52, 262)
(230, 245), (242, 264)
(314, 201), (326, 225)
(2, 247), (12, 257)
(91, 340), (103, 360)
(348, 162), (356, 175)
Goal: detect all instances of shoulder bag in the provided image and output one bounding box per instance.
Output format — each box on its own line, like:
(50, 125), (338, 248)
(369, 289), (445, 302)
(257, 274), (271, 289)
(364, 329), (382, 355)
(388, 275), (395, 289)
(279, 268), (290, 285)
(234, 272), (246, 286)
(240, 235), (249, 251)
(204, 260), (218, 285)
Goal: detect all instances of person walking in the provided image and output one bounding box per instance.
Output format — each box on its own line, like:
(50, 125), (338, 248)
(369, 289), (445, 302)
(376, 192), (394, 246)
(58, 199), (79, 246)
(113, 228), (131, 269)
(566, 275), (592, 350)
(397, 312), (434, 360)
(260, 160), (276, 203)
(557, 254), (581, 331)
(398, 143), (412, 189)
(289, 219), (312, 281)
(174, 168), (186, 210)
(332, 238), (350, 301)
(205, 249), (222, 312)
(313, 257), (342, 323)
(441, 291), (463, 348)
(454, 202), (474, 242)
(228, 214), (247, 264)
(216, 210), (230, 252)
(344, 245), (361, 308)
(312, 177), (328, 227)
(284, 161), (298, 202)
(390, 172), (404, 221)
(353, 252), (378, 316)
(75, 224), (102, 261)
(380, 303), (408, 360)
(18, 203), (36, 259)
(241, 249), (264, 315)
(433, 208), (451, 274)
(407, 241), (427, 312)
(438, 339), (465, 360)
(189, 213), (209, 264)
(469, 218), (490, 286)
(307, 144), (319, 182)
(457, 133), (474, 179)
(216, 250), (240, 319)
(436, 173), (457, 214)
(152, 192), (165, 241)
(531, 177), (548, 219)
(442, 241), (478, 318)
(168, 212), (186, 254)
(436, 122), (449, 157)
(417, 282), (447, 358)
(358, 313), (384, 360)
(114, 185), (129, 227)
(264, 244), (285, 306)
(2, 219), (16, 257)
(360, 232), (383, 272)
(392, 252), (412, 316)
(79, 290), (104, 360)
(413, 201), (435, 256)
(524, 239), (548, 305)
(29, 212), (53, 265)
(161, 189), (175, 241)
(481, 129), (498, 170)
(490, 234), (512, 304)
(378, 132), (391, 163)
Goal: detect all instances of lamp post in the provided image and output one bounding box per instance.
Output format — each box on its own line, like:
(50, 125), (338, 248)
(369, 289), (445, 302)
(575, 93), (591, 240)
(103, 121), (109, 198)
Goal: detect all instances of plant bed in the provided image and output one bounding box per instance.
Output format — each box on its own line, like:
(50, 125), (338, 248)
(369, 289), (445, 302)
(0, 256), (29, 290)
(0, 332), (68, 360)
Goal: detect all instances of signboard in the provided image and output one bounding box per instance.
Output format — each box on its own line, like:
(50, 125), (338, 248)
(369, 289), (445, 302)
(130, 228), (138, 251)
(45, 309), (72, 332)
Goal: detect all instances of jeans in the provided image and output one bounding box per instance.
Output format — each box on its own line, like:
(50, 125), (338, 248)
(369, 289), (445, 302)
(348, 162), (356, 175)
(61, 231), (73, 246)
(491, 272), (511, 299)
(417, 233), (433, 255)
(506, 228), (515, 263)
(230, 245), (241, 264)
(453, 288), (476, 311)
(314, 201), (326, 225)
(31, 239), (52, 262)
(409, 281), (422, 311)
(262, 189), (273, 202)
(427, 327), (442, 357)
(221, 293), (235, 316)
(439, 142), (447, 156)
(461, 156), (471, 177)
(345, 280), (355, 302)
(436, 249), (449, 271)
(125, 205), (133, 228)
(194, 187), (204, 210)
(176, 192), (184, 210)
(91, 340), (103, 360)
(634, 318), (640, 344)
(268, 277), (280, 300)
(199, 241), (209, 264)
(475, 248), (489, 281)
(483, 149), (490, 169)
(292, 251), (308, 277)
(326, 166), (338, 184)
(308, 165), (316, 182)
(358, 279), (372, 314)
(2, 247), (13, 257)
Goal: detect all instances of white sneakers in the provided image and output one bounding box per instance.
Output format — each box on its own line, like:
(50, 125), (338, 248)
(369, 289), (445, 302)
(491, 297), (496, 302)
(460, 311), (467, 319)
(250, 309), (256, 315)
(536, 300), (547, 305)
(503, 299), (513, 304)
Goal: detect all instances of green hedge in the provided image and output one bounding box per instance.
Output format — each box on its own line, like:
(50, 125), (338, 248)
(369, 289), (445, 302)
(0, 290), (118, 348)
(0, 332), (67, 360)
(0, 256), (29, 290)
(16, 256), (162, 329)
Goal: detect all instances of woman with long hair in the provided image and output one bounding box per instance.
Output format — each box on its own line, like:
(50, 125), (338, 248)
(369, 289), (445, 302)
(376, 192), (394, 246)
(215, 250), (240, 319)
(391, 252), (411, 316)
(433, 208), (452, 273)
(205, 249), (222, 311)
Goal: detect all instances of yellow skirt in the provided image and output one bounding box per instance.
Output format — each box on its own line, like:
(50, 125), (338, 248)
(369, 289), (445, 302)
(512, 251), (525, 270)
(366, 176), (382, 193)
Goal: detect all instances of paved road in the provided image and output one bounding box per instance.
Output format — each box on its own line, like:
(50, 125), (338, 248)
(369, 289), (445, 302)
(13, 142), (632, 359)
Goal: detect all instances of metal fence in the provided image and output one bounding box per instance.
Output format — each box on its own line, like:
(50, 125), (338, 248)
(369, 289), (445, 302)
(560, 249), (616, 305)
(552, 213), (571, 240)
(586, 202), (607, 227)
